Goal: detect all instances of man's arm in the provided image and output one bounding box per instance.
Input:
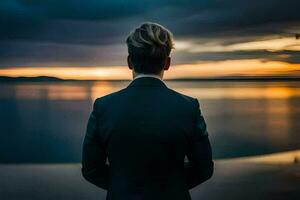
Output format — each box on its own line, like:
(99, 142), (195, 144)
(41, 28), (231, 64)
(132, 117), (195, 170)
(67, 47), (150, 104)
(184, 98), (214, 189)
(81, 99), (109, 190)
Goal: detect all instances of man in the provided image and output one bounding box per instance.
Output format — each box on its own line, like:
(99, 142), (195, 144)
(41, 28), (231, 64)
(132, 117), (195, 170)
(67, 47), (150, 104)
(82, 22), (214, 200)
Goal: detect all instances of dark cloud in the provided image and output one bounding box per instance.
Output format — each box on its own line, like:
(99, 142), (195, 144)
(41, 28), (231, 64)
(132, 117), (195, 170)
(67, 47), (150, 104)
(0, 40), (127, 67)
(2, 0), (300, 43)
(0, 0), (299, 67)
(170, 0), (300, 38)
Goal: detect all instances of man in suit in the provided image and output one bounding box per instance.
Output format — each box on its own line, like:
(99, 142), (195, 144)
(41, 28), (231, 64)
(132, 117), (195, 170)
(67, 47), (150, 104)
(82, 22), (214, 200)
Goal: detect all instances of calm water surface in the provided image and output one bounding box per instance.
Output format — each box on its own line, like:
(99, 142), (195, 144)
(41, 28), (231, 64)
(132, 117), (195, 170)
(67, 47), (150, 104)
(0, 81), (300, 163)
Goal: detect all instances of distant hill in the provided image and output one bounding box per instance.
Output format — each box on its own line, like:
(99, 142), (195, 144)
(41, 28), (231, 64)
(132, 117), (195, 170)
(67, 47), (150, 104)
(0, 76), (78, 82)
(0, 76), (128, 82)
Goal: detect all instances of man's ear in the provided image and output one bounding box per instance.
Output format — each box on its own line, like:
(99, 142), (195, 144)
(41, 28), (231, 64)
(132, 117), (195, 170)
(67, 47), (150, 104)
(164, 57), (171, 71)
(127, 55), (133, 70)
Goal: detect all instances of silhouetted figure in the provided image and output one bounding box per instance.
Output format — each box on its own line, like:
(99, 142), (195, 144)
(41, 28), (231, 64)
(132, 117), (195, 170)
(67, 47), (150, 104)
(296, 34), (300, 39)
(82, 22), (214, 200)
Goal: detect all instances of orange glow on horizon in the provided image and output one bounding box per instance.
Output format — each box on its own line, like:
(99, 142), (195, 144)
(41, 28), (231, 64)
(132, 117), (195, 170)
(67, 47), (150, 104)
(0, 66), (130, 80)
(0, 59), (300, 80)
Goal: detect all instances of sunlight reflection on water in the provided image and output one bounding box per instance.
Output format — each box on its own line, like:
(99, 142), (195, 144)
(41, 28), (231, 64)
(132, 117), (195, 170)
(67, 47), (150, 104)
(0, 80), (300, 162)
(2, 81), (300, 100)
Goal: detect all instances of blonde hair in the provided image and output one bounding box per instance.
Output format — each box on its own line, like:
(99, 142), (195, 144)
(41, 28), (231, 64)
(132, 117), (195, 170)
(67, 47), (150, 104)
(126, 22), (175, 74)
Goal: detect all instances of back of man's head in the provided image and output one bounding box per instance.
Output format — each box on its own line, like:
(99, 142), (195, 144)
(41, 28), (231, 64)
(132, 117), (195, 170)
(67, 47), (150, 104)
(126, 22), (174, 74)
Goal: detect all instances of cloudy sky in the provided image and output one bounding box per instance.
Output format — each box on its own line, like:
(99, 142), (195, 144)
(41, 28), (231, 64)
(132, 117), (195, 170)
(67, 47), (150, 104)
(0, 0), (300, 79)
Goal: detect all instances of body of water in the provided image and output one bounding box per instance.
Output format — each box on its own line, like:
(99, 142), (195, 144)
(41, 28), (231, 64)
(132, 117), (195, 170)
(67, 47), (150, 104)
(0, 80), (300, 163)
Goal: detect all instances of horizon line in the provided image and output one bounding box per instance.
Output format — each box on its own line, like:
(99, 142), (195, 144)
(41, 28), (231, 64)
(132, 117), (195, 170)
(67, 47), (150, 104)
(1, 75), (300, 82)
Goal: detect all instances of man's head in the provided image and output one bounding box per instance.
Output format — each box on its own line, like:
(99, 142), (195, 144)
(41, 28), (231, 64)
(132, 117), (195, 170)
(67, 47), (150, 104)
(126, 22), (174, 76)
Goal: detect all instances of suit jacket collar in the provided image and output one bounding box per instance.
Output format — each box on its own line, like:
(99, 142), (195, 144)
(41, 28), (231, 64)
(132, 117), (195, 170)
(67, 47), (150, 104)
(133, 73), (162, 81)
(127, 77), (168, 88)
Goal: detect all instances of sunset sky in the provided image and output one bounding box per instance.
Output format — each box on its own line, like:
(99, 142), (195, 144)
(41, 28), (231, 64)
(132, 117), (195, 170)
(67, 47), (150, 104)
(0, 0), (300, 80)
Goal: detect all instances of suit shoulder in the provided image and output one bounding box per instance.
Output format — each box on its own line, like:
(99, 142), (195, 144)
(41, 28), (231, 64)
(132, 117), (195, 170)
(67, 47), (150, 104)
(166, 87), (197, 104)
(94, 87), (127, 106)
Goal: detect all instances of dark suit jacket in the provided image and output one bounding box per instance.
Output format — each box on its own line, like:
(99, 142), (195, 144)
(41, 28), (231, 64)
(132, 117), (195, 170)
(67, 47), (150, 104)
(82, 77), (214, 200)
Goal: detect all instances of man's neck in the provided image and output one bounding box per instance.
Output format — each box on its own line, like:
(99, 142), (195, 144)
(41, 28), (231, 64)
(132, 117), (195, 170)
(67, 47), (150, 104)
(133, 72), (163, 80)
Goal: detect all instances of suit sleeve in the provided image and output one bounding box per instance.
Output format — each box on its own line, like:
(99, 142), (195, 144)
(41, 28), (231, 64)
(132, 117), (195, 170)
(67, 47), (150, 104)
(81, 99), (109, 190)
(184, 98), (214, 189)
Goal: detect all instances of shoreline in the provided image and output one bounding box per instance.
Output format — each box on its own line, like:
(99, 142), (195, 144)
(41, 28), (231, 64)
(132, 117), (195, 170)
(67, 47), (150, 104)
(1, 149), (300, 165)
(1, 150), (300, 200)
